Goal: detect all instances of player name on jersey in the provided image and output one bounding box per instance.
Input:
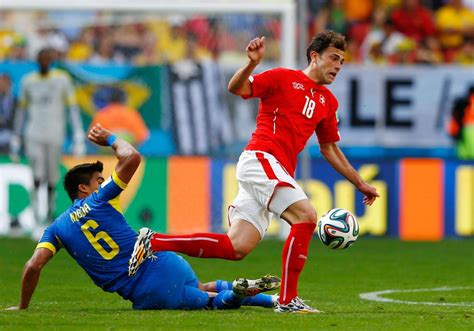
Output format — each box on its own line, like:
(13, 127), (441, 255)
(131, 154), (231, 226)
(69, 203), (91, 222)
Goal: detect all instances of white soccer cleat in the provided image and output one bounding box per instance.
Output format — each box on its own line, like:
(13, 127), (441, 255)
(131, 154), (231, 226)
(128, 227), (155, 276)
(274, 297), (322, 314)
(232, 274), (281, 296)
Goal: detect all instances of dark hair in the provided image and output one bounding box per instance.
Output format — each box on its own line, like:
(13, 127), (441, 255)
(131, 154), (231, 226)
(306, 30), (347, 64)
(63, 161), (104, 201)
(37, 47), (53, 59)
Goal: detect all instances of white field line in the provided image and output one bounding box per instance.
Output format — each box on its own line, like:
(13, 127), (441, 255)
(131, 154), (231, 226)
(360, 286), (474, 307)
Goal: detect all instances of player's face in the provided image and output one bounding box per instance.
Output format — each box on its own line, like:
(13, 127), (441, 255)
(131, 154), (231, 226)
(37, 52), (53, 73)
(88, 172), (105, 193)
(313, 47), (345, 85)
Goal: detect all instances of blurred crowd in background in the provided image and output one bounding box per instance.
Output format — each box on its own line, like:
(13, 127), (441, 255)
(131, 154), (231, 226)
(0, 10), (282, 65)
(0, 0), (473, 66)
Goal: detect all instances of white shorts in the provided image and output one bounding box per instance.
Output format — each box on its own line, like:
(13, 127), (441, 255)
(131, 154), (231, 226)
(25, 139), (62, 186)
(228, 150), (308, 238)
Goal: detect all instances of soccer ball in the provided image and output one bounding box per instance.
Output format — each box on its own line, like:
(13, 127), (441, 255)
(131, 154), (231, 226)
(317, 208), (359, 250)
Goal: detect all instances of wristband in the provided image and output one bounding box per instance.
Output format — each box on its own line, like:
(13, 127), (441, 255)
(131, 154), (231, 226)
(106, 134), (117, 146)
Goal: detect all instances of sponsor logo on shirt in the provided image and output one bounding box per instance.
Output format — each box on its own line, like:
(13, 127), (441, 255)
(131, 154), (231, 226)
(292, 82), (305, 90)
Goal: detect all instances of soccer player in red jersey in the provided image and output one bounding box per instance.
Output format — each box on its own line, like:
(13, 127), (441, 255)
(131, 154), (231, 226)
(129, 31), (379, 313)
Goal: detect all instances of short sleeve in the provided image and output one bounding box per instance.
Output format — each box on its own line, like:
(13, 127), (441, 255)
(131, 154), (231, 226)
(243, 69), (276, 100)
(95, 171), (127, 202)
(36, 223), (61, 254)
(315, 95), (341, 144)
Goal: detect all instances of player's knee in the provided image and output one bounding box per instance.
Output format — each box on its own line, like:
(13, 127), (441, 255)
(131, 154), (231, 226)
(231, 244), (252, 261)
(295, 206), (317, 224)
(234, 248), (250, 261)
(233, 251), (247, 261)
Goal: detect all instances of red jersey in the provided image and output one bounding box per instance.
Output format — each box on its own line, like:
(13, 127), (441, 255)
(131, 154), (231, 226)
(244, 68), (340, 176)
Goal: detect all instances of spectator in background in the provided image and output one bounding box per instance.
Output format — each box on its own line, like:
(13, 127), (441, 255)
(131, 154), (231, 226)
(415, 37), (443, 64)
(312, 0), (348, 36)
(0, 32), (28, 61)
(89, 87), (149, 147)
(454, 36), (474, 65)
(435, 0), (474, 61)
(360, 13), (407, 64)
(11, 48), (86, 226)
(391, 0), (436, 43)
(26, 26), (69, 60)
(133, 32), (159, 66)
(0, 74), (16, 153)
(390, 38), (417, 64)
(114, 23), (145, 63)
(157, 16), (188, 63)
(66, 28), (94, 63)
(447, 86), (474, 159)
(89, 34), (124, 65)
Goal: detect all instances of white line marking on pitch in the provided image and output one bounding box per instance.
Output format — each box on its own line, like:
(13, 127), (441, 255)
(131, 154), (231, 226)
(360, 286), (474, 307)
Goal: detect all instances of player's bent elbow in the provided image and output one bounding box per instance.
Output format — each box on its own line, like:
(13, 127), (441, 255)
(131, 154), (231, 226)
(122, 150), (141, 170)
(228, 84), (250, 98)
(227, 85), (240, 95)
(129, 152), (142, 168)
(25, 259), (43, 273)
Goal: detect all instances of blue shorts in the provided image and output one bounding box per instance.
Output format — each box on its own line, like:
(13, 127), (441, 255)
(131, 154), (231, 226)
(130, 252), (209, 310)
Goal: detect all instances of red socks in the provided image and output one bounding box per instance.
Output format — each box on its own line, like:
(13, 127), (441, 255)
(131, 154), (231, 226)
(151, 232), (238, 260)
(279, 222), (316, 304)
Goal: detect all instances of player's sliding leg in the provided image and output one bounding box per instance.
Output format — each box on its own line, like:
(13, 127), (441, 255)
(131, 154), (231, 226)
(181, 276), (280, 310)
(211, 291), (277, 309)
(232, 275), (281, 296)
(241, 293), (278, 308)
(210, 290), (243, 309)
(202, 275), (281, 296)
(212, 274), (281, 309)
(204, 275), (281, 309)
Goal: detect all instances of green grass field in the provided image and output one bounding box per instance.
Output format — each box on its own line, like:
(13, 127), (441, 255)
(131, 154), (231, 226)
(0, 237), (473, 330)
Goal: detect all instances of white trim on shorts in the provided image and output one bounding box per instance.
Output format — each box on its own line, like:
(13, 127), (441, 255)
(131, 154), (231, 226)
(228, 150), (308, 238)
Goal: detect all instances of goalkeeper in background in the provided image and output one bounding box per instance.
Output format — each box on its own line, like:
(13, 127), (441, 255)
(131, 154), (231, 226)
(10, 47), (86, 225)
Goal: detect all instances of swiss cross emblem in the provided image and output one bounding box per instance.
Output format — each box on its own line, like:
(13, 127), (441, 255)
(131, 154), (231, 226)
(319, 95), (325, 105)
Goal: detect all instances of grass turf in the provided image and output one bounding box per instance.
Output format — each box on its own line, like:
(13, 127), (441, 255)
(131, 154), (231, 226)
(0, 237), (473, 330)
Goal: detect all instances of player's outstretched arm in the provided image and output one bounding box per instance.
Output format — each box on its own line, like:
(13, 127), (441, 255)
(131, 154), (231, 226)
(320, 142), (379, 206)
(6, 248), (54, 310)
(88, 123), (141, 185)
(228, 36), (265, 97)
